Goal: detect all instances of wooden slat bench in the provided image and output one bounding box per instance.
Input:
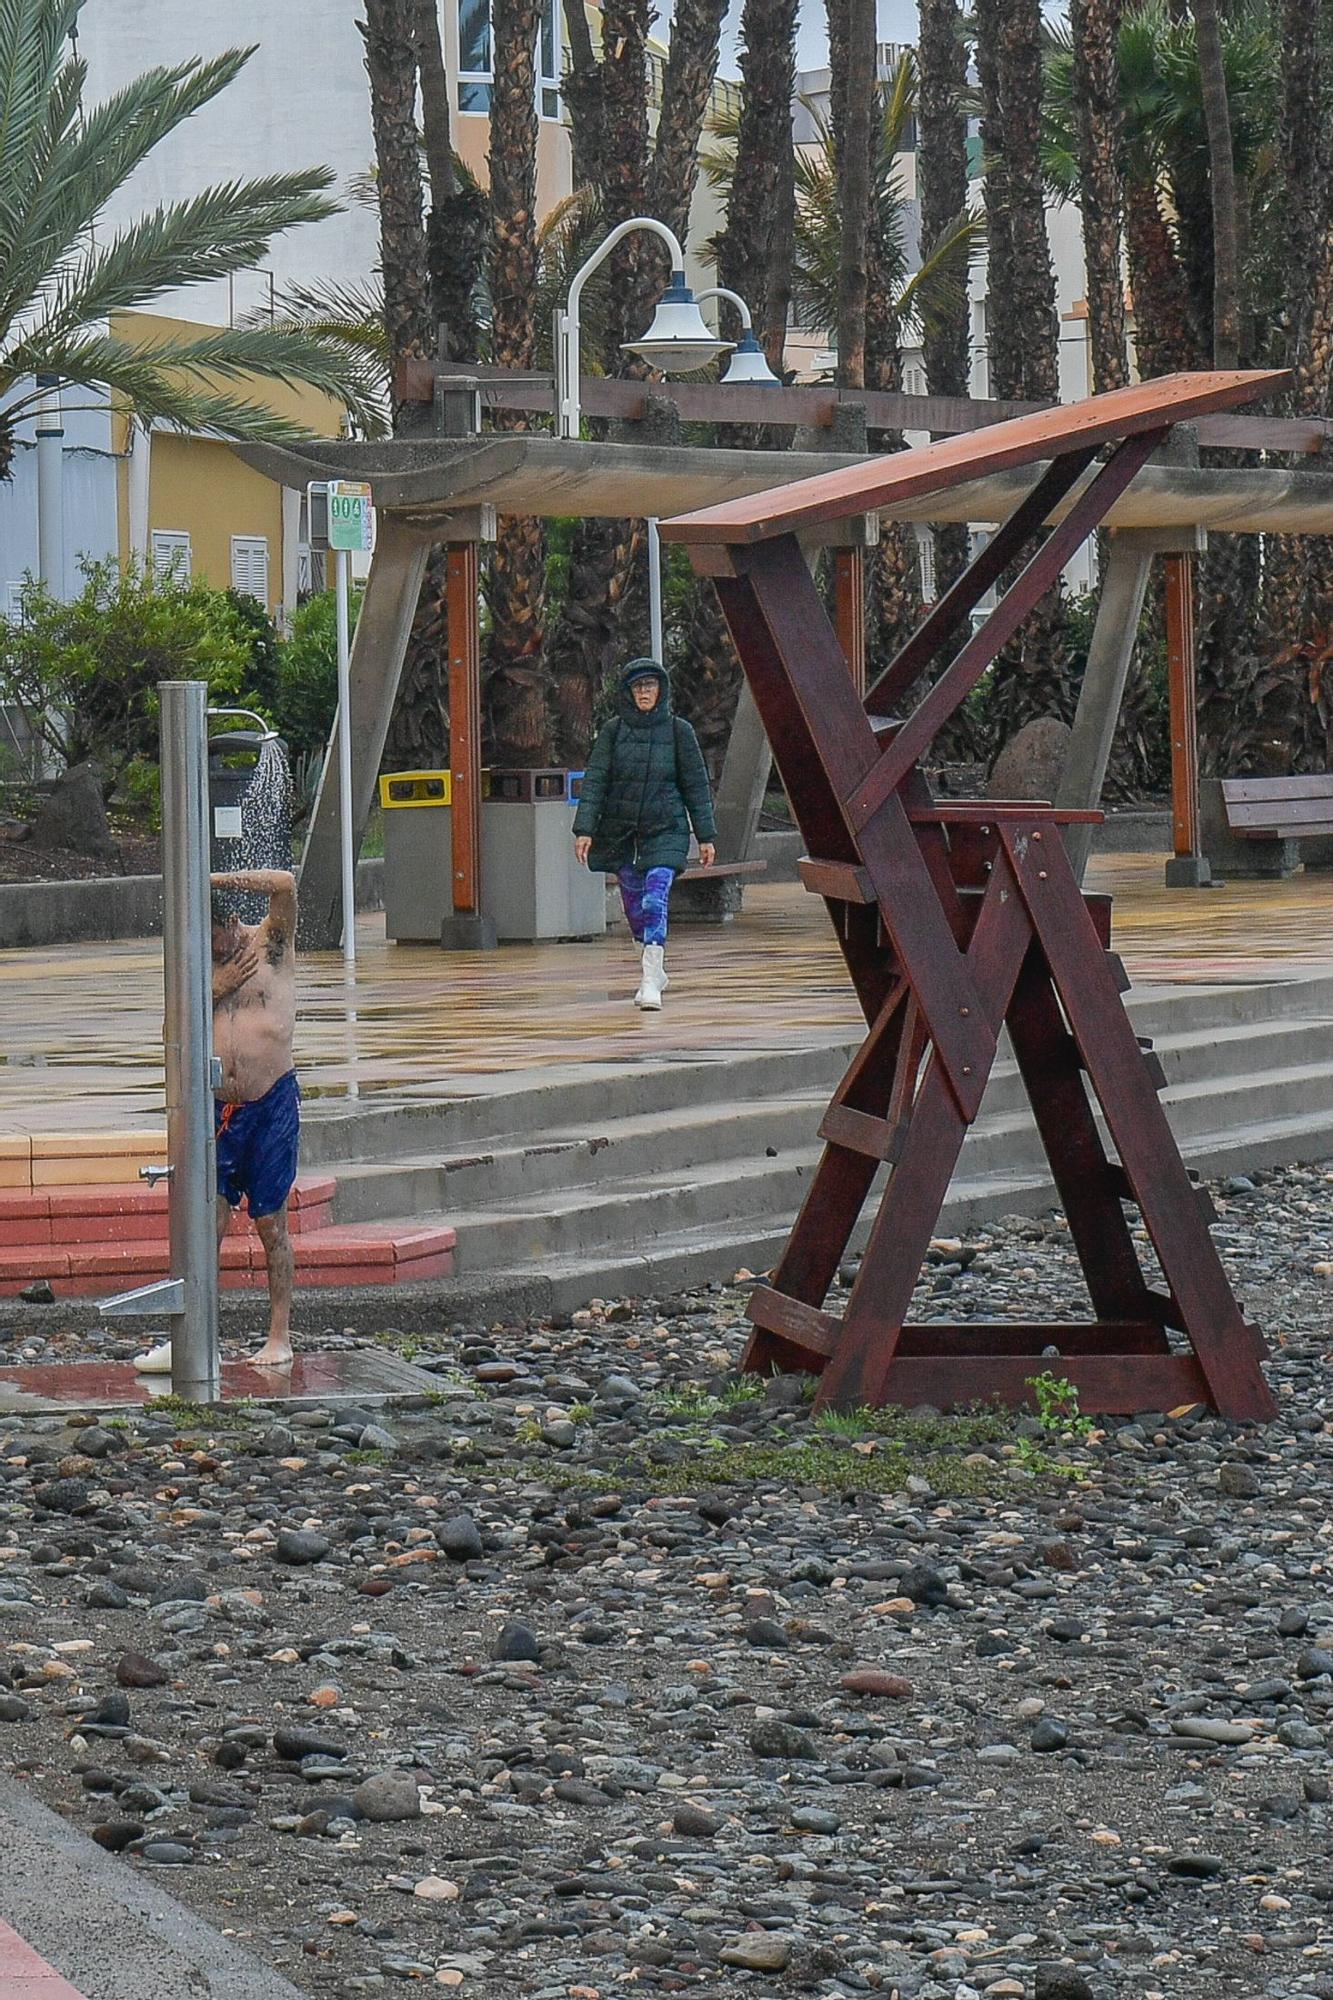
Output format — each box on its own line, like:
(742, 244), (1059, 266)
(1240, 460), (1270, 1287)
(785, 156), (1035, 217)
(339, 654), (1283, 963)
(671, 858), (766, 923)
(1210, 774), (1333, 877)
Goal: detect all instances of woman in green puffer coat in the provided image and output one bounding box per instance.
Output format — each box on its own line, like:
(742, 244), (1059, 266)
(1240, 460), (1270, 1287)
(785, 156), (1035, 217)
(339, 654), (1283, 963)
(572, 659), (716, 1010)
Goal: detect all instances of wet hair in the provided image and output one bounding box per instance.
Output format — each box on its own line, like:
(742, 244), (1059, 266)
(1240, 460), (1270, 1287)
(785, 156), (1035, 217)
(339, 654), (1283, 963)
(211, 892), (236, 929)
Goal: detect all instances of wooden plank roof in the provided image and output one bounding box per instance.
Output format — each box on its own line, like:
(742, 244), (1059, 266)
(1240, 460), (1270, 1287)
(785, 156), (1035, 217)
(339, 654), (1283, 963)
(658, 371), (1290, 546)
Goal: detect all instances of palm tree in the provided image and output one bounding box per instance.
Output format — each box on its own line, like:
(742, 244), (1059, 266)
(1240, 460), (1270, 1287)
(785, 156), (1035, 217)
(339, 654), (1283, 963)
(361, 0), (434, 395)
(1070, 0), (1129, 391)
(413, 0), (487, 363)
(833, 0), (877, 394)
(976, 0), (1066, 740)
(1191, 0), (1241, 366)
(362, 0), (449, 769)
(917, 0), (973, 593)
(487, 0), (554, 766)
(713, 0), (799, 370)
(0, 0), (380, 483)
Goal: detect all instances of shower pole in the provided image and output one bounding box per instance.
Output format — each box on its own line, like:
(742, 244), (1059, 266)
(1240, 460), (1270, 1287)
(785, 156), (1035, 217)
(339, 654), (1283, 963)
(158, 680), (220, 1398)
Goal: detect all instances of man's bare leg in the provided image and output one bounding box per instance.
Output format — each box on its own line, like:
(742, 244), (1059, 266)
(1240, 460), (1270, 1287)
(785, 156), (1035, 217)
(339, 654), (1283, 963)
(253, 1207), (294, 1368)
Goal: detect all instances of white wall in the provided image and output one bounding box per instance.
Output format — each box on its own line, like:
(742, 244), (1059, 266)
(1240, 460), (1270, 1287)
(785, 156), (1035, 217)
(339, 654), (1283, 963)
(72, 1), (381, 327)
(0, 388), (119, 606)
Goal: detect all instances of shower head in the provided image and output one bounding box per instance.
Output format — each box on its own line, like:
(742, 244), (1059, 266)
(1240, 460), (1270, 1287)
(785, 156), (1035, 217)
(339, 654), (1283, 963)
(207, 706), (279, 742)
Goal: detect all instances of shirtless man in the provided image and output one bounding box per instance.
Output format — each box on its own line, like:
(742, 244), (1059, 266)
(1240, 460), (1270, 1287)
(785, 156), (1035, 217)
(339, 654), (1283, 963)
(136, 867), (300, 1373)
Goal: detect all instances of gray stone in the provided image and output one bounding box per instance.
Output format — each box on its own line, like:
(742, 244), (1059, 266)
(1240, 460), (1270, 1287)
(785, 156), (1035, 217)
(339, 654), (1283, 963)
(275, 1528), (331, 1566)
(720, 1934), (793, 1972)
(492, 1620), (540, 1663)
(437, 1512), (483, 1561)
(353, 1771), (421, 1823)
(750, 1720), (818, 1761)
(987, 718), (1071, 804)
(31, 763), (114, 857)
(1218, 1462), (1260, 1499)
(672, 1800), (720, 1838)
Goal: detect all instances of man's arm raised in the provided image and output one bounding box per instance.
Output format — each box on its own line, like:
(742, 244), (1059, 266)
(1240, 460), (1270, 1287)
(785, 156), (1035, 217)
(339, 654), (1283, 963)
(211, 870), (298, 952)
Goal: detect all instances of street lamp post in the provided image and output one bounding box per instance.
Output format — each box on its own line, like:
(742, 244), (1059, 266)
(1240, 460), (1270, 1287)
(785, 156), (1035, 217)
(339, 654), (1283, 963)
(553, 222), (781, 664)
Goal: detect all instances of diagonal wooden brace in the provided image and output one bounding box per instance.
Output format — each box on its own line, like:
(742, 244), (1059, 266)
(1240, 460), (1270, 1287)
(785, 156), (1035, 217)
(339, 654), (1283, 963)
(846, 430), (1169, 833)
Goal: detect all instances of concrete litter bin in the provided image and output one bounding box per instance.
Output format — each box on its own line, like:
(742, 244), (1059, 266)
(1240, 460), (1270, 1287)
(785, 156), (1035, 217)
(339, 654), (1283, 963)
(380, 769), (605, 944)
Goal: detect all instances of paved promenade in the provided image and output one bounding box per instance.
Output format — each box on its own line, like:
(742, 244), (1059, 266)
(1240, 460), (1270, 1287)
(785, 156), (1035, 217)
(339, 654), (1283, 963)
(2, 859), (1332, 1137)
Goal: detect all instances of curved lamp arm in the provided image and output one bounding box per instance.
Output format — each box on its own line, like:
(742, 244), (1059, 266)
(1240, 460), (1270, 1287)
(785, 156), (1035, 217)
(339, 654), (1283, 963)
(555, 216), (688, 439)
(693, 285), (753, 331)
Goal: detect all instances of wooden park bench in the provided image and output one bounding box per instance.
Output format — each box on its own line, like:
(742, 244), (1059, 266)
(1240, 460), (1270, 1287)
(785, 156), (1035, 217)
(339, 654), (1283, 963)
(1217, 775), (1333, 874)
(671, 856), (766, 922)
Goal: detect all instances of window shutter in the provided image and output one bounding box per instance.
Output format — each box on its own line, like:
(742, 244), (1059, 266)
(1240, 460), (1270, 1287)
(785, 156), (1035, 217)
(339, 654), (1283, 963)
(151, 531), (191, 583)
(230, 535), (270, 602)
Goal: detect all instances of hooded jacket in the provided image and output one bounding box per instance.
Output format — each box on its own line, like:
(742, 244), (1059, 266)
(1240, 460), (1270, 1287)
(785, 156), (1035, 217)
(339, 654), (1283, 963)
(572, 660), (717, 874)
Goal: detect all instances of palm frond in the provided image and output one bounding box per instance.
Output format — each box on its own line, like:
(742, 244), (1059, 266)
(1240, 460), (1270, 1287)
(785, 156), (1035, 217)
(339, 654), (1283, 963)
(1, 328), (378, 443)
(0, 3), (376, 459)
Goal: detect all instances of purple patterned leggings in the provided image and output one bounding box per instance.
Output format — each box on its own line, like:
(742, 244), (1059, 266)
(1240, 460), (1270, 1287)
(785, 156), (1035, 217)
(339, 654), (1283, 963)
(616, 865), (675, 946)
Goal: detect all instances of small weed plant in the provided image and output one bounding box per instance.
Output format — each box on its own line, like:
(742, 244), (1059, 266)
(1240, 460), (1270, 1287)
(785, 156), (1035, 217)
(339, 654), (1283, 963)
(1026, 1370), (1095, 1438)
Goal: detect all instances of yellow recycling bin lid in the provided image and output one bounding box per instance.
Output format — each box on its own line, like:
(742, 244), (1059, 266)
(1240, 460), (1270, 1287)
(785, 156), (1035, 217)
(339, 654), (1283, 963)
(379, 771), (452, 807)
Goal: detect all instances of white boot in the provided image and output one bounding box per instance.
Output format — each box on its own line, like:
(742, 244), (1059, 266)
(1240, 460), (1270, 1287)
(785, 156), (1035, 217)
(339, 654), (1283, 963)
(635, 943), (667, 1010)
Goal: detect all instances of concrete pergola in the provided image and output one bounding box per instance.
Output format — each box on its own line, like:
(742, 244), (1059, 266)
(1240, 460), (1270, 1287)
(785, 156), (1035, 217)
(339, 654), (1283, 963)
(238, 423), (1333, 950)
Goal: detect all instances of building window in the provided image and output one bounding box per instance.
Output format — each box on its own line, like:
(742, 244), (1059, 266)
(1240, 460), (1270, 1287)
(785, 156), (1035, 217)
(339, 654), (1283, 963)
(151, 530), (192, 583)
(458, 0), (491, 112)
(5, 581), (27, 625)
(539, 0), (560, 118)
(230, 535), (270, 603)
(457, 0), (559, 116)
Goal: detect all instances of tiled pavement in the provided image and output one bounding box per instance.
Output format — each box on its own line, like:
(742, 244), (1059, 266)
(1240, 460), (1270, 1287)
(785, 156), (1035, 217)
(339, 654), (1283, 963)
(3, 862), (1333, 1141)
(0, 1920), (87, 1998)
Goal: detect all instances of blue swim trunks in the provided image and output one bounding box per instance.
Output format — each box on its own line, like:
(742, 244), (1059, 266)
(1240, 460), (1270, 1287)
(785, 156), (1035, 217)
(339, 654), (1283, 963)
(215, 1070), (301, 1218)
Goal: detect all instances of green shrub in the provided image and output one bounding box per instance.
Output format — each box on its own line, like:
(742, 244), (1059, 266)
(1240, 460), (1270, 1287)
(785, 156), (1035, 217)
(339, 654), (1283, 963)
(0, 558), (256, 789)
(272, 587), (363, 758)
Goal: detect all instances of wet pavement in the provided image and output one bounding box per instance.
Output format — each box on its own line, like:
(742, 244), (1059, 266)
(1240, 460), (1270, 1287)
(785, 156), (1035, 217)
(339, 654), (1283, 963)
(0, 1347), (437, 1415)
(3, 863), (1333, 1137)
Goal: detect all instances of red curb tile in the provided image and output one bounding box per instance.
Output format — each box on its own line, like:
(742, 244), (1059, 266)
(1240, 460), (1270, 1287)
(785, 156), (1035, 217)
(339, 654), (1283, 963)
(0, 1919), (88, 1997)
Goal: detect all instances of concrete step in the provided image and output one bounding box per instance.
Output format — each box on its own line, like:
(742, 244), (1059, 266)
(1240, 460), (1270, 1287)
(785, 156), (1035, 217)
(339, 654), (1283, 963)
(322, 1013), (1333, 1235)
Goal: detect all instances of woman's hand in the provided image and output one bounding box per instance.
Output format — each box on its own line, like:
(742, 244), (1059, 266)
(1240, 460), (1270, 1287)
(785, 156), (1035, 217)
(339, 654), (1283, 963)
(574, 836), (592, 866)
(697, 843), (716, 869)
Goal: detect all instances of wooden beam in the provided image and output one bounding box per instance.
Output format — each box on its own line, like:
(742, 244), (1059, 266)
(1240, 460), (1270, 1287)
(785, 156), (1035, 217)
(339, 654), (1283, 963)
(660, 372), (1290, 545)
(832, 547), (867, 695)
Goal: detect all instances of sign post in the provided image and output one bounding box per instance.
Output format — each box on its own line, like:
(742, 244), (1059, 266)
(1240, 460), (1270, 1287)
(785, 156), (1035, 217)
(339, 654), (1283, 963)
(322, 481), (374, 971)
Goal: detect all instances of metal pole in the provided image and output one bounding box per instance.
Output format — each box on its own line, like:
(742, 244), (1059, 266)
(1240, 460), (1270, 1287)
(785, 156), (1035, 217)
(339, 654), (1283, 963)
(159, 681), (220, 1401)
(647, 516), (664, 660)
(35, 375), (64, 597)
(335, 545), (356, 970)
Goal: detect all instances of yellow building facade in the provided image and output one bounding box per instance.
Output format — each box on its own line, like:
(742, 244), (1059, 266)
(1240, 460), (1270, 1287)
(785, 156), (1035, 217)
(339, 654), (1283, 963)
(111, 311), (346, 622)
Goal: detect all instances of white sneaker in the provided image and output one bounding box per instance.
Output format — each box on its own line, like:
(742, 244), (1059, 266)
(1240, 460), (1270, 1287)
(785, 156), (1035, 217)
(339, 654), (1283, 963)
(635, 943), (667, 1010)
(133, 1338), (174, 1374)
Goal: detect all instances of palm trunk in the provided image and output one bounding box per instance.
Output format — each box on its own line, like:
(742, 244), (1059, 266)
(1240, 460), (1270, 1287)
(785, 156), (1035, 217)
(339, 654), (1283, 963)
(715, 0), (799, 370)
(974, 0), (1015, 401)
(1191, 0), (1240, 368)
(917, 0), (971, 593)
(834, 0), (875, 392)
(561, 0), (606, 191)
(361, 0), (433, 384)
(1070, 0), (1128, 391)
(1262, 0), (1332, 768)
(487, 0), (553, 766)
(1125, 178), (1202, 376)
(414, 0), (486, 362)
(978, 0), (1066, 741)
(363, 0), (447, 770)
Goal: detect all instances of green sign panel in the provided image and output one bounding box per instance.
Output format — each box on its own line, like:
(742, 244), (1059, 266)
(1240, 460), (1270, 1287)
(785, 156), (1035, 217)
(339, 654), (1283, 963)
(327, 480), (374, 553)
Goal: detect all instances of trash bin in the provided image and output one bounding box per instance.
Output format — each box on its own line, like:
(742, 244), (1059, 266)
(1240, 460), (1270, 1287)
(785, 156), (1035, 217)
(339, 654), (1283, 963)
(380, 770), (455, 942)
(207, 730), (292, 925)
(380, 768), (606, 944)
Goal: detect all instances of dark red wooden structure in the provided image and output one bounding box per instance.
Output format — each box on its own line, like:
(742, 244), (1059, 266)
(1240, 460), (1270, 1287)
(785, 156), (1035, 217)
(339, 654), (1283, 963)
(661, 372), (1286, 1423)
